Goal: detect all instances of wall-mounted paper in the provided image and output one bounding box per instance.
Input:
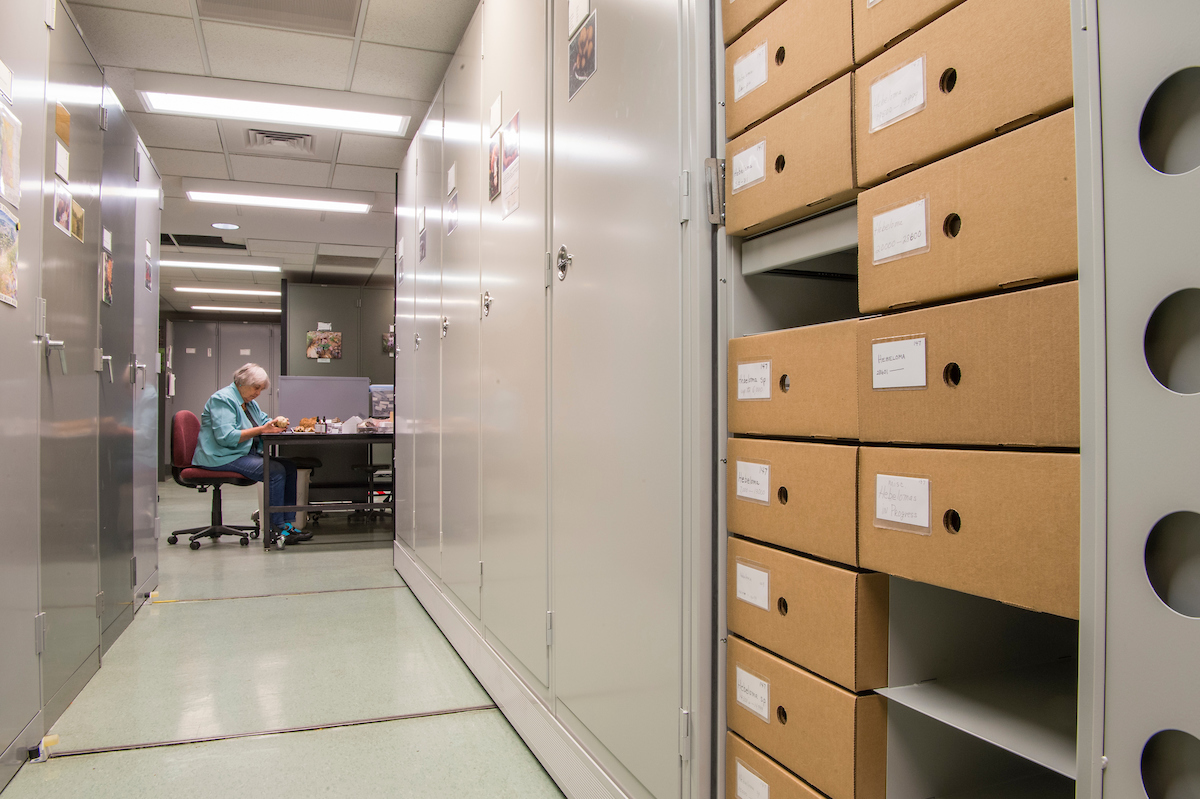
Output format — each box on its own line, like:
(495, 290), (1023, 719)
(502, 112), (520, 218)
(0, 104), (20, 208)
(317, 321), (332, 331)
(54, 141), (69, 182)
(567, 0), (589, 37)
(567, 11), (597, 101)
(0, 58), (12, 105)
(0, 205), (17, 307)
(102, 227), (112, 253)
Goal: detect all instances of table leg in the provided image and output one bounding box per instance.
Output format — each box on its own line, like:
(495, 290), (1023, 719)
(262, 444), (273, 550)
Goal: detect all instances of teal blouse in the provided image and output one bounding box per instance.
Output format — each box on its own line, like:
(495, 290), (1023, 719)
(192, 382), (270, 468)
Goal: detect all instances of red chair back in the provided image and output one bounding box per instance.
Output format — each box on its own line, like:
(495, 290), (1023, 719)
(172, 410), (201, 469)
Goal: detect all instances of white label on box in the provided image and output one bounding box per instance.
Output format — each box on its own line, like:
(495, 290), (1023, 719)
(737, 359), (771, 399)
(873, 198), (928, 264)
(736, 461), (771, 504)
(239, 348), (251, 356)
(876, 474), (931, 530)
(735, 666), (771, 722)
(730, 141), (766, 194)
(736, 762), (770, 799)
(872, 337), (926, 389)
(733, 42), (769, 102)
(870, 55), (926, 132)
(867, 0), (885, 6)
(735, 561), (770, 610)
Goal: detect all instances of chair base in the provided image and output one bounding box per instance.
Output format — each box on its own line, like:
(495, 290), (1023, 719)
(168, 523), (259, 549)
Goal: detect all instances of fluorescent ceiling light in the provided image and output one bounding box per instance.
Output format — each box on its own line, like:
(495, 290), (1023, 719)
(175, 287), (281, 297)
(141, 91), (409, 135)
(161, 260), (281, 273)
(211, 222), (240, 230)
(186, 191), (371, 214)
(191, 305), (281, 313)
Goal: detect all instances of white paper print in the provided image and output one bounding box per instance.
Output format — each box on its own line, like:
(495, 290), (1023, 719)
(567, 0), (589, 37)
(870, 56), (926, 132)
(0, 59), (12, 105)
(737, 360), (771, 399)
(736, 561), (770, 610)
(501, 112), (520, 218)
(239, 348), (251, 356)
(317, 321), (332, 331)
(54, 140), (69, 182)
(875, 474), (931, 531)
(733, 43), (769, 102)
(736, 461), (770, 504)
(446, 162), (456, 196)
(873, 198), (928, 264)
(872, 337), (926, 389)
(102, 227), (112, 253)
(736, 761), (770, 799)
(735, 666), (771, 722)
(730, 141), (766, 195)
(185, 348), (196, 354)
(490, 94), (502, 134)
(0, 104), (21, 208)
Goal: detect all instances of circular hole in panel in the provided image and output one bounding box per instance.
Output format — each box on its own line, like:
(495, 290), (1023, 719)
(777, 597), (788, 616)
(779, 374), (790, 393)
(943, 509), (962, 534)
(776, 706), (788, 725)
(943, 362), (962, 387)
(775, 154), (786, 173)
(1142, 729), (1200, 798)
(1140, 67), (1200, 175)
(939, 68), (958, 94)
(1145, 289), (1200, 393)
(1145, 511), (1200, 617)
(943, 213), (962, 238)
(777, 486), (788, 505)
(775, 46), (786, 66)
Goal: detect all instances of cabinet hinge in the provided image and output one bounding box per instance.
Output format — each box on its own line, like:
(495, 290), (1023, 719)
(134, 158), (140, 183)
(99, 105), (108, 131)
(546, 611), (553, 646)
(704, 158), (725, 226)
(95, 591), (104, 618)
(34, 613), (46, 655)
(479, 560), (484, 577)
(678, 708), (691, 761)
(679, 170), (691, 223)
(544, 252), (552, 289)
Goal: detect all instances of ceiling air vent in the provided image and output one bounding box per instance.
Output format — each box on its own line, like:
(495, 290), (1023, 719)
(196, 0), (362, 37)
(166, 234), (248, 250)
(246, 129), (316, 155)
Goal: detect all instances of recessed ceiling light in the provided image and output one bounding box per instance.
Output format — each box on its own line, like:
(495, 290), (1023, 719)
(191, 305), (281, 313)
(161, 260), (281, 273)
(174, 287), (281, 297)
(186, 190), (371, 214)
(211, 222), (240, 230)
(140, 91), (409, 136)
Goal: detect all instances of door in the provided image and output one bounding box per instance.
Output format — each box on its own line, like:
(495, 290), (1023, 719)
(170, 321), (220, 422)
(97, 93), (137, 651)
(549, 0), (685, 796)
(479, 0), (551, 689)
(218, 322), (272, 399)
(38, 3), (105, 725)
(440, 11), (484, 619)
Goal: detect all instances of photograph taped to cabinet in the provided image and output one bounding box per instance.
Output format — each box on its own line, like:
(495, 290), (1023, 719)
(568, 11), (597, 100)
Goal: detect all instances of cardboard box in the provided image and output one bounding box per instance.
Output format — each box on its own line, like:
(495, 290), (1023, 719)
(852, 0), (965, 65)
(729, 318), (858, 440)
(723, 0), (788, 46)
(857, 446), (1080, 618)
(853, 0), (1073, 187)
(857, 282), (1080, 447)
(728, 636), (886, 799)
(725, 0), (854, 139)
(857, 109), (1077, 313)
(727, 731), (827, 799)
(726, 74), (857, 237)
(728, 536), (888, 690)
(726, 438), (859, 566)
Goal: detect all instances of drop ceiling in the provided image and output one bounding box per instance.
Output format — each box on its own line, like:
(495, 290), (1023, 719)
(65, 0), (478, 312)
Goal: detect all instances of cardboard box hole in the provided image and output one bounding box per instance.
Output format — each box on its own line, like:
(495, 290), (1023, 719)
(775, 154), (786, 173)
(777, 485), (789, 505)
(939, 67), (957, 94)
(943, 212), (962, 238)
(777, 596), (788, 616)
(943, 362), (962, 387)
(943, 508), (961, 533)
(775, 46), (786, 66)
(776, 705), (788, 724)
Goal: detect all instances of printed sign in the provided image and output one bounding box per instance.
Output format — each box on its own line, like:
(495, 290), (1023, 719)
(736, 561), (770, 610)
(872, 337), (926, 389)
(733, 43), (769, 102)
(736, 461), (770, 504)
(870, 56), (926, 132)
(875, 473), (931, 531)
(737, 359), (771, 399)
(735, 666), (771, 722)
(873, 198), (928, 264)
(730, 141), (766, 194)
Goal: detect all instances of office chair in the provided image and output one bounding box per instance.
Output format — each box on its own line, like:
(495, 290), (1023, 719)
(168, 410), (260, 550)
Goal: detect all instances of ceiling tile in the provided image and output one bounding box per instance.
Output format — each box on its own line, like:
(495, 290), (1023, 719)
(99, 66), (143, 113)
(202, 22), (354, 91)
(318, 243), (385, 258)
(128, 112), (223, 152)
(246, 239), (317, 255)
(361, 0), (478, 52)
(70, 7), (205, 73)
(337, 133), (409, 168)
(351, 43), (450, 101)
(149, 148), (230, 179)
(71, 0), (192, 16)
(332, 164), (397, 193)
(229, 155), (331, 188)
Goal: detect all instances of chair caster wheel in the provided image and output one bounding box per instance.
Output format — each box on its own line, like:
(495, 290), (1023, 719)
(167, 535), (178, 545)
(189, 541), (201, 550)
(240, 537), (249, 546)
(250, 531), (260, 539)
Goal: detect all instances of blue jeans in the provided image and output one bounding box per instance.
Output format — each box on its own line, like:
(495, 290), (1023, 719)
(224, 454), (297, 529)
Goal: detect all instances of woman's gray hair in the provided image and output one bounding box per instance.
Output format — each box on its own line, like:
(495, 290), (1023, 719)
(232, 363), (270, 389)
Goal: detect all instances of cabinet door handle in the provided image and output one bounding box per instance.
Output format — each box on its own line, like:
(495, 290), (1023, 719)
(46, 338), (67, 374)
(556, 245), (573, 281)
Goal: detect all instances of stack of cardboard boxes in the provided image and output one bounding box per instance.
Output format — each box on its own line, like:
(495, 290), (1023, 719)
(724, 0), (1080, 795)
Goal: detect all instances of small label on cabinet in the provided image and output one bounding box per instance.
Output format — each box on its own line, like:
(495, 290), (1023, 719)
(870, 56), (926, 132)
(730, 141), (766, 195)
(735, 461), (770, 504)
(735, 666), (771, 722)
(185, 347), (196, 354)
(875, 473), (931, 532)
(872, 337), (926, 389)
(735, 561), (770, 610)
(873, 198), (928, 264)
(733, 42), (769, 102)
(239, 348), (251, 356)
(736, 360), (770, 399)
(736, 761), (770, 799)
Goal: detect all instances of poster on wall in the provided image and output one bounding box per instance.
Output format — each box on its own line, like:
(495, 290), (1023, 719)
(102, 251), (113, 305)
(53, 180), (70, 235)
(446, 190), (459, 235)
(0, 205), (17, 308)
(0, 104), (21, 208)
(145, 258), (153, 290)
(501, 112), (520, 218)
(568, 11), (597, 101)
(487, 132), (501, 201)
(306, 330), (342, 360)
(69, 199), (84, 242)
(383, 332), (395, 355)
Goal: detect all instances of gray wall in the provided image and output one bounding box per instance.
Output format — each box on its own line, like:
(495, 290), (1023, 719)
(286, 285), (394, 384)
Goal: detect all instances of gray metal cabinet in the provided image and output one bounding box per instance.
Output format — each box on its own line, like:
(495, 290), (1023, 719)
(440, 11), (485, 620)
(478, 0), (551, 691)
(170, 321), (220, 423)
(395, 159), (417, 548)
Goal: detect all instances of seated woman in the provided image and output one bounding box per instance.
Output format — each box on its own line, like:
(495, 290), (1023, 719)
(192, 363), (312, 543)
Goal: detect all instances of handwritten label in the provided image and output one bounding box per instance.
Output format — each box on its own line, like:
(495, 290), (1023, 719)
(736, 666), (771, 721)
(873, 198), (928, 264)
(736, 561), (770, 610)
(736, 762), (770, 799)
(733, 43), (769, 102)
(737, 360), (770, 400)
(870, 56), (925, 132)
(736, 461), (770, 504)
(876, 474), (930, 530)
(872, 337), (926, 389)
(731, 141), (766, 194)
